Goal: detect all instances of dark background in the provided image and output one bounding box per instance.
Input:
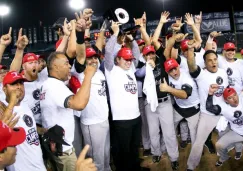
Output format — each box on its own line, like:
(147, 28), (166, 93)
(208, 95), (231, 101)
(0, 0), (241, 31)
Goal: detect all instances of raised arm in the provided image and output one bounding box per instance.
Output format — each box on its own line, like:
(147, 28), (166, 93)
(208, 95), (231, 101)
(66, 19), (77, 58)
(135, 14), (150, 46)
(104, 21), (120, 71)
(184, 13), (202, 47)
(10, 28), (29, 72)
(56, 18), (70, 53)
(170, 33), (188, 59)
(95, 20), (107, 51)
(152, 11), (170, 50)
(187, 40), (199, 73)
(194, 11), (202, 37)
(0, 27), (12, 63)
(206, 84), (222, 115)
(205, 31), (222, 51)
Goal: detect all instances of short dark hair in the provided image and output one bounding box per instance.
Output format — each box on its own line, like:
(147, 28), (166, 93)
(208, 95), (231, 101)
(47, 51), (66, 74)
(203, 50), (218, 61)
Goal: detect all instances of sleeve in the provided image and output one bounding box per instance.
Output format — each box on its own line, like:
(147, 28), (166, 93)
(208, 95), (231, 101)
(74, 60), (86, 73)
(51, 82), (74, 108)
(135, 65), (146, 79)
(104, 35), (119, 71)
(131, 40), (140, 67)
(190, 65), (201, 79)
(206, 94), (222, 115)
(181, 83), (193, 98)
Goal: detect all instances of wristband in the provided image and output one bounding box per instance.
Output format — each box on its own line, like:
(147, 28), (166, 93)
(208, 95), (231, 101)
(76, 31), (85, 44)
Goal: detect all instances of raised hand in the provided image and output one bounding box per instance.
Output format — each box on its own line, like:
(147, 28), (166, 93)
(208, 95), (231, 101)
(0, 27), (12, 46)
(75, 145), (97, 171)
(159, 11), (170, 24)
(209, 31), (223, 38)
(209, 84), (219, 95)
(133, 18), (143, 27)
(16, 28), (29, 50)
(194, 11), (202, 24)
(62, 18), (71, 36)
(141, 12), (147, 26)
(110, 21), (120, 35)
(184, 13), (194, 26)
(175, 33), (188, 42)
(171, 17), (184, 32)
(83, 8), (93, 29)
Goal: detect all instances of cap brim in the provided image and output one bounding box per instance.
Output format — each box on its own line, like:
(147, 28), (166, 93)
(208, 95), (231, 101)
(10, 77), (28, 85)
(46, 132), (70, 146)
(7, 127), (26, 146)
(144, 50), (155, 55)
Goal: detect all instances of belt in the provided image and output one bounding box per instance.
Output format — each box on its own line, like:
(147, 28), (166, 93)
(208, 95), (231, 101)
(158, 97), (169, 103)
(63, 148), (74, 156)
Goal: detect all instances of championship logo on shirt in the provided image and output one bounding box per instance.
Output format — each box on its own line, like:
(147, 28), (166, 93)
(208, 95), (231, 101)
(23, 114), (33, 127)
(226, 68), (233, 76)
(214, 86), (224, 97)
(31, 101), (41, 116)
(232, 111), (243, 126)
(32, 89), (41, 100)
(216, 76), (223, 85)
(98, 80), (106, 96)
(26, 128), (40, 146)
(124, 82), (137, 94)
(228, 77), (235, 86)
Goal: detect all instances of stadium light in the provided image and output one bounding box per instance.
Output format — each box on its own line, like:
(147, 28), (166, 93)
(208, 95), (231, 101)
(0, 5), (10, 16)
(69, 0), (85, 10)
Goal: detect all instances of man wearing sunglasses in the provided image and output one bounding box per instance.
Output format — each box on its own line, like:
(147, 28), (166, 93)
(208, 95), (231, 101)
(0, 121), (26, 171)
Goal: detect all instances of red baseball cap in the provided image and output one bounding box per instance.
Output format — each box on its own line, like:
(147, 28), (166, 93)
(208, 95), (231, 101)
(164, 58), (179, 72)
(86, 48), (99, 58)
(0, 65), (7, 70)
(142, 45), (155, 56)
(117, 47), (135, 60)
(223, 42), (236, 51)
(223, 87), (237, 100)
(241, 49), (243, 55)
(180, 39), (189, 52)
(22, 53), (38, 64)
(0, 121), (26, 151)
(56, 39), (63, 49)
(3, 71), (27, 86)
(136, 39), (145, 46)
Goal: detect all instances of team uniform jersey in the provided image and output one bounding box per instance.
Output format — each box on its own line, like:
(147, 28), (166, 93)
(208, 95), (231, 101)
(23, 67), (48, 124)
(169, 70), (200, 108)
(76, 69), (109, 125)
(105, 65), (140, 120)
(191, 67), (228, 115)
(40, 77), (74, 152)
(179, 49), (205, 72)
(218, 56), (243, 95)
(5, 101), (46, 171)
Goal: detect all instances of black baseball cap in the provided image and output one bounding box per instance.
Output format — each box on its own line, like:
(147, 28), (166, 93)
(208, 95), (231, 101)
(46, 125), (70, 146)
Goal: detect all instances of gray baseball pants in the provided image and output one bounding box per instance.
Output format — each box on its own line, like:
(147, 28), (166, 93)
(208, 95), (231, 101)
(80, 119), (111, 171)
(145, 97), (179, 162)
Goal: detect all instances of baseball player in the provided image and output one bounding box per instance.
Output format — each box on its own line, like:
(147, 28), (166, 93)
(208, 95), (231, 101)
(206, 85), (243, 166)
(185, 40), (228, 170)
(160, 58), (200, 146)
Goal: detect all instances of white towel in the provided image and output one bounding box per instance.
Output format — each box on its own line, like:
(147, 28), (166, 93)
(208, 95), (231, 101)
(216, 116), (229, 132)
(143, 63), (158, 112)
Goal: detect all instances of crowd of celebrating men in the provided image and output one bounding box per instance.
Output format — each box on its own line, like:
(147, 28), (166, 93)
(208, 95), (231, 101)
(0, 7), (243, 171)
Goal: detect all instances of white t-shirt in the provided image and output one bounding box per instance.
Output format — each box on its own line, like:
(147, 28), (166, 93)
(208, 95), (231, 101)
(220, 94), (243, 135)
(5, 101), (46, 171)
(180, 50), (205, 72)
(0, 83), (5, 102)
(195, 68), (228, 115)
(105, 65), (140, 120)
(78, 70), (109, 125)
(218, 56), (243, 95)
(169, 70), (200, 108)
(40, 77), (74, 152)
(23, 67), (48, 124)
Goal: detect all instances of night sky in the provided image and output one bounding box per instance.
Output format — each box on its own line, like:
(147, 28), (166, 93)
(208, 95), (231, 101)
(0, 0), (241, 32)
